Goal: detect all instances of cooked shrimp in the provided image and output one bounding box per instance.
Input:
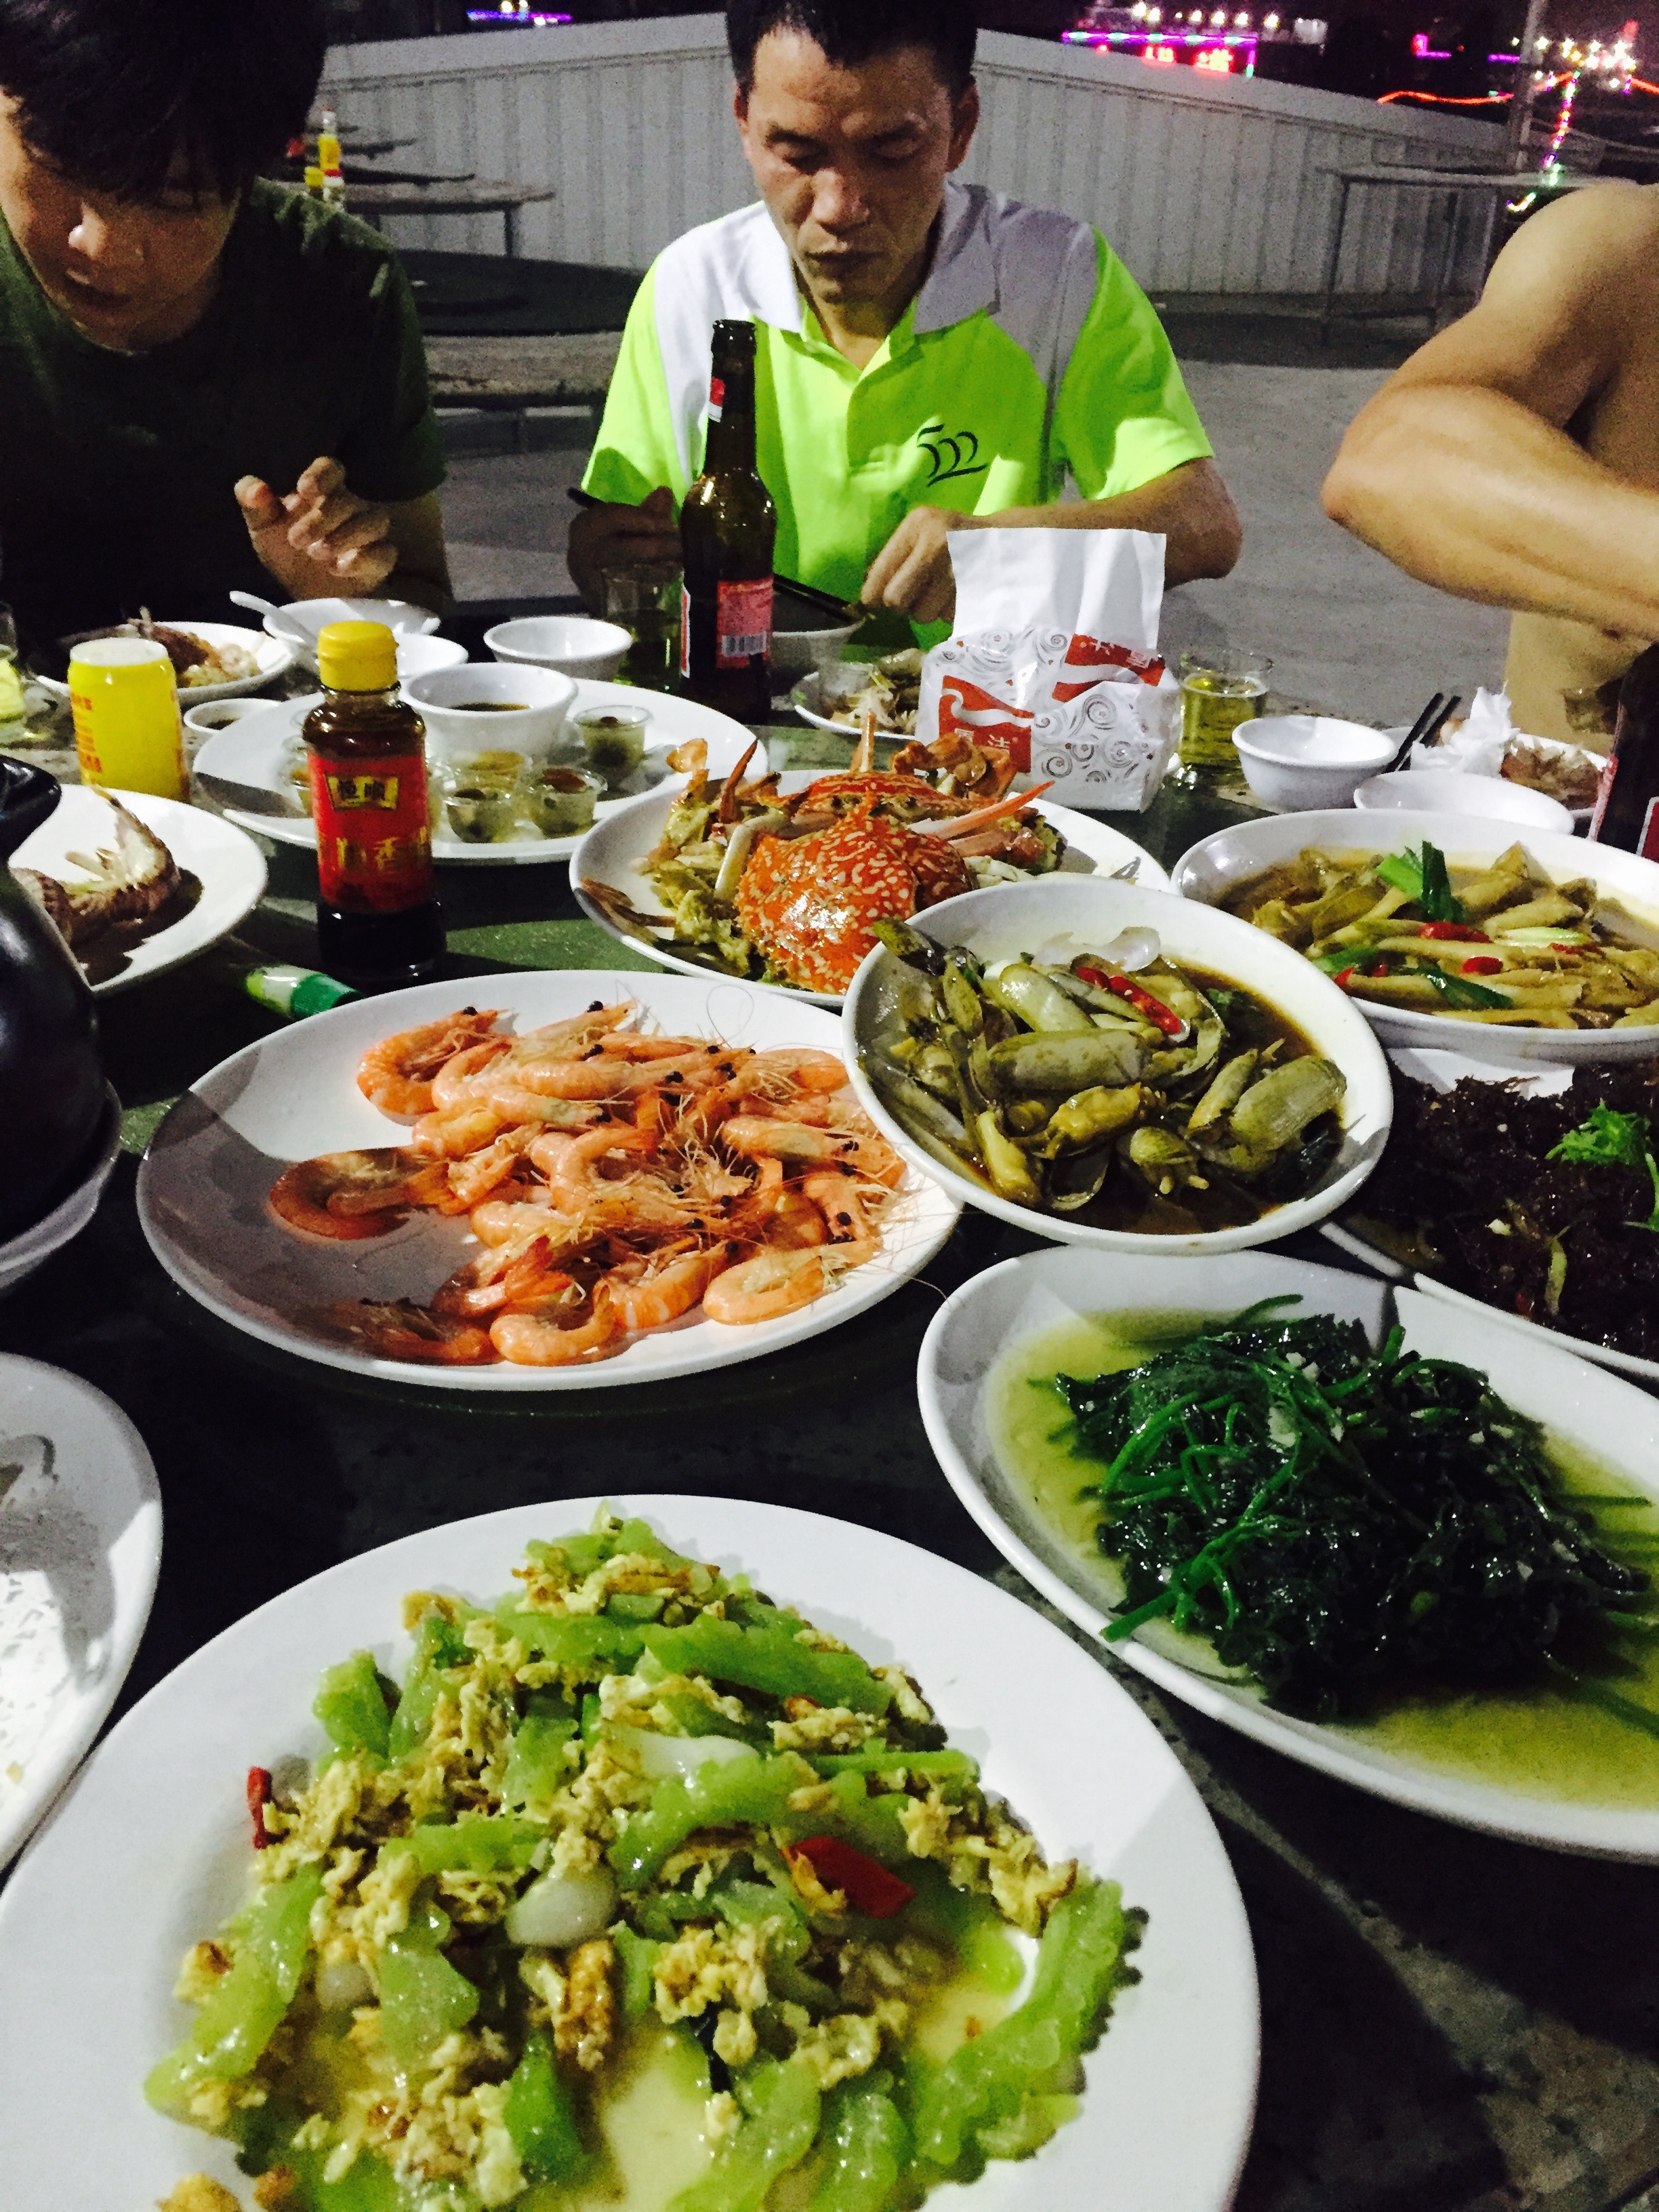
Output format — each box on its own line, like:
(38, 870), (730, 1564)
(356, 1010), (501, 1118)
(539, 1126), (691, 1230)
(733, 1048), (848, 1099)
(491, 1286), (620, 1366)
(269, 1149), (432, 1240)
(333, 1298), (496, 1364)
(702, 1240), (879, 1326)
(606, 1242), (740, 1332)
(444, 1127), (539, 1209)
(470, 1199), (576, 1248)
(734, 1183), (828, 1250)
(429, 1037), (510, 1113)
(800, 1166), (883, 1242)
(501, 1051), (727, 1103)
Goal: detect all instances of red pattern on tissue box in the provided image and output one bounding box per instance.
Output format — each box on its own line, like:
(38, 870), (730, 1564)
(1052, 636), (1167, 702)
(937, 673), (1033, 773)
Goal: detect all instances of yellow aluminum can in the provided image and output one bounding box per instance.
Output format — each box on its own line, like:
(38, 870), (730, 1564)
(68, 637), (186, 800)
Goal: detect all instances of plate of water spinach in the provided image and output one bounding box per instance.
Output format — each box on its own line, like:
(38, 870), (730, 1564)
(0, 1496), (1258, 2212)
(918, 1248), (1659, 1856)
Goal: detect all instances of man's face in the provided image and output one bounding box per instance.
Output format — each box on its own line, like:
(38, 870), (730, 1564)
(0, 97), (237, 350)
(735, 30), (979, 311)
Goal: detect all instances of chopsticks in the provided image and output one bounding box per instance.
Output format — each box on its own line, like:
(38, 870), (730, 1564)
(1386, 691), (1460, 774)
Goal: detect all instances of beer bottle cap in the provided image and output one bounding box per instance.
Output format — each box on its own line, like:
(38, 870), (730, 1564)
(317, 620), (398, 692)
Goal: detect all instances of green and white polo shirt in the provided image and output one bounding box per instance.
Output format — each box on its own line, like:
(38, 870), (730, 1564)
(582, 180), (1213, 605)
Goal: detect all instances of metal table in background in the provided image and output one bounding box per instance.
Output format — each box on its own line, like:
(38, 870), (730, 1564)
(1319, 164), (1599, 343)
(6, 689), (1659, 2211)
(346, 179), (556, 258)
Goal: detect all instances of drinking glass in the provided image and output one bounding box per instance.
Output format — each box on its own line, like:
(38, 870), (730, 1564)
(600, 560), (682, 692)
(1176, 646), (1270, 786)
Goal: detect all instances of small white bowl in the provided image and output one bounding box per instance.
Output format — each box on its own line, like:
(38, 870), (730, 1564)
(486, 615), (632, 682)
(0, 1088), (122, 1296)
(1233, 715), (1399, 811)
(394, 633), (469, 683)
(403, 660), (576, 765)
(263, 597), (443, 671)
(1355, 769), (1575, 835)
(771, 621), (860, 686)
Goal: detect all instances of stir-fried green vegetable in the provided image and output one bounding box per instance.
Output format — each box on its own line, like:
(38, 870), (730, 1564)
(865, 921), (1346, 1233)
(150, 1514), (1137, 2211)
(1055, 1300), (1646, 1719)
(1549, 1102), (1659, 1231)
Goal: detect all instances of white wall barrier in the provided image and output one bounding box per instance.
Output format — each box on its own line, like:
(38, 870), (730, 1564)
(322, 16), (1509, 298)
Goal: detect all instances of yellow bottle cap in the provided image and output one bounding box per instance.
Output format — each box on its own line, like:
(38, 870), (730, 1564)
(318, 621), (398, 693)
(66, 636), (171, 675)
(304, 165), (325, 190)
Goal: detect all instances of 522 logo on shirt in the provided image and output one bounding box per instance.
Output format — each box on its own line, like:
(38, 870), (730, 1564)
(917, 422), (988, 489)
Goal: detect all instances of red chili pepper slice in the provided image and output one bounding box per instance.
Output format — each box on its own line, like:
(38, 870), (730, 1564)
(1368, 961), (1391, 978)
(1074, 963), (1187, 1036)
(1418, 922), (1490, 942)
(790, 1835), (916, 1918)
(1073, 962), (1111, 989)
(247, 1765), (273, 1850)
(1334, 966), (1357, 990)
(1461, 956), (1504, 976)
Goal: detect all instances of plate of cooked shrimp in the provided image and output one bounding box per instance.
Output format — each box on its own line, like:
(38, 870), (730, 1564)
(134, 974), (964, 1388)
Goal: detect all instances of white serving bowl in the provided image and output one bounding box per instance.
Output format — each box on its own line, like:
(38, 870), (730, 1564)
(771, 621), (860, 686)
(262, 597), (444, 671)
(402, 660), (576, 766)
(1355, 769), (1575, 834)
(844, 876), (1393, 1256)
(1174, 807), (1659, 1064)
(1232, 715), (1398, 811)
(486, 615), (632, 682)
(0, 1088), (121, 1296)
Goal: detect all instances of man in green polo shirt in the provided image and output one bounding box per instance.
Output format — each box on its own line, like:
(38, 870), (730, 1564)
(0, 0), (449, 655)
(572, 0), (1239, 626)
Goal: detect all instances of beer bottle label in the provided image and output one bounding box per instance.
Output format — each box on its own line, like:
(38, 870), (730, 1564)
(708, 373), (726, 422)
(715, 577), (773, 669)
(1641, 797), (1659, 863)
(308, 748), (434, 910)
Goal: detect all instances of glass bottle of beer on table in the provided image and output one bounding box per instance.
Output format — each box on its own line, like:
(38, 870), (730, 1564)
(680, 318), (777, 722)
(303, 621), (444, 989)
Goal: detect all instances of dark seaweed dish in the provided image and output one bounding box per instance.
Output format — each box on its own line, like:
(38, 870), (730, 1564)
(1056, 1300), (1646, 1721)
(1346, 1062), (1659, 1362)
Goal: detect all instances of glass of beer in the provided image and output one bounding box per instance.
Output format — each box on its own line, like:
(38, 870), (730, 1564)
(1176, 647), (1270, 786)
(601, 560), (682, 692)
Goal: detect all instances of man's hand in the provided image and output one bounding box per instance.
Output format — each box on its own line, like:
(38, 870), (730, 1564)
(236, 457), (398, 600)
(861, 506), (966, 626)
(569, 487), (682, 609)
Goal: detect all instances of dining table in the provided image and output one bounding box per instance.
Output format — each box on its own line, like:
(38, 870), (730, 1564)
(5, 686), (1659, 2212)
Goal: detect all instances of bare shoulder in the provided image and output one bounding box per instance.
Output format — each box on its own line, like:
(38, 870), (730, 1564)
(1485, 182), (1659, 306)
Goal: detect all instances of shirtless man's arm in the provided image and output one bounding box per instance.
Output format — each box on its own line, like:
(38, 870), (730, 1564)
(1322, 184), (1659, 638)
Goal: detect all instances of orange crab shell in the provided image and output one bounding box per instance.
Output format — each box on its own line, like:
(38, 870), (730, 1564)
(735, 802), (972, 994)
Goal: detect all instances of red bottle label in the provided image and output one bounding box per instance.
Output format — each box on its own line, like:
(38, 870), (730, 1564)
(308, 748), (434, 909)
(716, 577), (773, 669)
(1642, 796), (1659, 863)
(708, 373), (726, 422)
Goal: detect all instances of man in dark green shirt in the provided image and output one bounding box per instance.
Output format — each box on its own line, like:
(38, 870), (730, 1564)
(0, 0), (449, 654)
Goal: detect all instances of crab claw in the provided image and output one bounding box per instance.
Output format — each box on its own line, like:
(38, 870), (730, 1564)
(717, 739), (761, 823)
(920, 781), (1055, 839)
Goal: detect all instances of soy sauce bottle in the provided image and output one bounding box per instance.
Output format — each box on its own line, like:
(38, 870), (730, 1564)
(1589, 642), (1659, 860)
(304, 621), (443, 988)
(680, 319), (777, 722)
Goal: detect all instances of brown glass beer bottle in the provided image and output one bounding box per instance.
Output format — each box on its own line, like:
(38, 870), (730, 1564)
(1589, 642), (1659, 861)
(304, 621), (444, 988)
(680, 319), (777, 722)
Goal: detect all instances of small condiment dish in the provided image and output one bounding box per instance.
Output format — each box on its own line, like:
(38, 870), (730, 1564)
(403, 660), (575, 766)
(1233, 716), (1398, 812)
(486, 615), (632, 682)
(1355, 769), (1574, 835)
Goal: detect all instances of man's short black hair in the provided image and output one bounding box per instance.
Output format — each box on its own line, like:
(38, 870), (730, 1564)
(0, 0), (327, 205)
(727, 0), (977, 96)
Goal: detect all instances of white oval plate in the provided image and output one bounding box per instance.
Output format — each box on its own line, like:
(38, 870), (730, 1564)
(571, 774), (1170, 1010)
(920, 1245), (1659, 1858)
(844, 876), (1393, 1256)
(0, 1354), (162, 1872)
(1174, 808), (1659, 1064)
(35, 619), (293, 703)
(192, 685), (764, 866)
(12, 785), (268, 996)
(136, 972), (962, 1390)
(0, 1494), (1257, 2211)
